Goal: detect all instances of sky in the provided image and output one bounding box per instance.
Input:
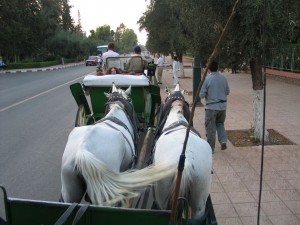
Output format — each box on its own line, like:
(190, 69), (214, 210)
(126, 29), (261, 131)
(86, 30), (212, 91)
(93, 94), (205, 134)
(69, 0), (150, 45)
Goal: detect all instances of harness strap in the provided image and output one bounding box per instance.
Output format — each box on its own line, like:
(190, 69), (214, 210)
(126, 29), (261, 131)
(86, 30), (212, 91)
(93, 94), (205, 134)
(98, 116), (134, 142)
(104, 100), (139, 150)
(161, 121), (188, 134)
(72, 204), (89, 225)
(147, 121), (201, 166)
(97, 117), (137, 167)
(54, 203), (78, 225)
(162, 121), (201, 138)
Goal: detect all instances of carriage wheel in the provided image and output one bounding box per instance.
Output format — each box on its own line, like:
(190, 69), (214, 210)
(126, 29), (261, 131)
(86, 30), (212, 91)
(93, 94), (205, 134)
(75, 104), (86, 127)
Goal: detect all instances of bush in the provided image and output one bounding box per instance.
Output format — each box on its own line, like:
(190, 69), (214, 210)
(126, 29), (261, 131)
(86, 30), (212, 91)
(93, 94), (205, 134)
(6, 60), (60, 69)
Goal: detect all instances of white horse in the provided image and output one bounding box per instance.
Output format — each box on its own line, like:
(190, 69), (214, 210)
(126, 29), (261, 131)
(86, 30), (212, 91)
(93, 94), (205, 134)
(60, 83), (175, 207)
(152, 84), (212, 220)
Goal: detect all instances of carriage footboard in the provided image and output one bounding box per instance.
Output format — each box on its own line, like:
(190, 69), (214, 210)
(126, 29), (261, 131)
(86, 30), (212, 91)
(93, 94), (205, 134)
(1, 186), (171, 225)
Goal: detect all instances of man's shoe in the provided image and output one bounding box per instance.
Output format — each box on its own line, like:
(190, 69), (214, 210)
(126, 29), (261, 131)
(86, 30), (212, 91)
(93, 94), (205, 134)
(221, 143), (227, 150)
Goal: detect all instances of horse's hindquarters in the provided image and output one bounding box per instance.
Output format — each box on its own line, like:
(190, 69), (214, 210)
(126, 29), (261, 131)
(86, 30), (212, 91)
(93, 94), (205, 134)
(153, 131), (212, 218)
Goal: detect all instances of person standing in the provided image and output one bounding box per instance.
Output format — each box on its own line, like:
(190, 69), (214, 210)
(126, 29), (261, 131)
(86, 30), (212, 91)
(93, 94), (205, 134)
(105, 67), (120, 74)
(172, 56), (180, 86)
(156, 54), (164, 84)
(200, 61), (230, 154)
(102, 42), (119, 69)
(127, 46), (148, 73)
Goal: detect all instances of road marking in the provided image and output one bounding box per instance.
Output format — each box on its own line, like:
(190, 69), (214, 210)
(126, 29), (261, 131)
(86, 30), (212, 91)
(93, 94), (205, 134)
(0, 76), (85, 113)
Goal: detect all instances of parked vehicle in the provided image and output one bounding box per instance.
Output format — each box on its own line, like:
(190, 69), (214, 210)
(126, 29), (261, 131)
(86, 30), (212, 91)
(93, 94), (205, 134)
(86, 56), (99, 66)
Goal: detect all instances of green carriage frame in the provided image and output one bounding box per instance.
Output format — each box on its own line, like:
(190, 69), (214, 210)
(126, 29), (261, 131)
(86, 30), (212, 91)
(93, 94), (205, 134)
(71, 57), (161, 127)
(0, 185), (217, 225)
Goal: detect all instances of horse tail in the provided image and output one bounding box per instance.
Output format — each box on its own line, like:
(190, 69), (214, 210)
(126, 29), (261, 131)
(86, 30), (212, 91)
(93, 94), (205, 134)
(75, 150), (176, 206)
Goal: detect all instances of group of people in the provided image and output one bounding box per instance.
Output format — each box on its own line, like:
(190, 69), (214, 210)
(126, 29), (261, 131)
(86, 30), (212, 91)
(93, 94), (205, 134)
(155, 54), (179, 86)
(96, 43), (148, 76)
(96, 44), (230, 154)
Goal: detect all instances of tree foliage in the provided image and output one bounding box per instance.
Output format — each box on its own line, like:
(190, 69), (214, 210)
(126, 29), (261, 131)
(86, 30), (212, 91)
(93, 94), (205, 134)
(139, 0), (299, 141)
(140, 0), (299, 66)
(0, 0), (141, 62)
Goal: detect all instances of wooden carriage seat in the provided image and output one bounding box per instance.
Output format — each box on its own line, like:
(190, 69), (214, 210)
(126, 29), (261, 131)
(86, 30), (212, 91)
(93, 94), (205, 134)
(106, 56), (146, 74)
(82, 75), (151, 121)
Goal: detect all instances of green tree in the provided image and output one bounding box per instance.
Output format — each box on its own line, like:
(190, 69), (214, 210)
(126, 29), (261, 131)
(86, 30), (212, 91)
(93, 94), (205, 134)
(140, 0), (299, 141)
(212, 0), (299, 141)
(61, 0), (74, 31)
(94, 25), (114, 44)
(115, 23), (138, 53)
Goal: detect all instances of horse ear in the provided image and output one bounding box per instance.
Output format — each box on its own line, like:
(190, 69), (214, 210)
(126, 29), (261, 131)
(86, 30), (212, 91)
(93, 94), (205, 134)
(112, 82), (118, 93)
(125, 85), (131, 96)
(174, 84), (180, 92)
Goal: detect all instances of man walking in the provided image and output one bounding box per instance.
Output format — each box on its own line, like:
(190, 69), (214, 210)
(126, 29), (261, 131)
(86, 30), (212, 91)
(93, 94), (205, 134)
(200, 61), (230, 153)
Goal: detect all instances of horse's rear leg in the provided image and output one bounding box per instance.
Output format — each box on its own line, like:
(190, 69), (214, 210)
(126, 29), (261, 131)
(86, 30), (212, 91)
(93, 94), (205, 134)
(189, 186), (209, 220)
(60, 163), (85, 203)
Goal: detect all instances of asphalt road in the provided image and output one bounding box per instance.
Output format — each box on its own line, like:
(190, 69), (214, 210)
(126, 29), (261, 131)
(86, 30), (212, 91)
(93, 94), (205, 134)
(0, 65), (96, 203)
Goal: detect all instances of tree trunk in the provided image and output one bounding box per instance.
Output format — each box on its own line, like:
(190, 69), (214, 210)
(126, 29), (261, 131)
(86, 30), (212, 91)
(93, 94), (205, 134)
(250, 57), (269, 142)
(177, 54), (185, 78)
(179, 62), (185, 78)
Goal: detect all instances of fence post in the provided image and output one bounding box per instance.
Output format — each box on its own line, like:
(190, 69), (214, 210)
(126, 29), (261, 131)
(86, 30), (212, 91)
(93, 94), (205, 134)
(291, 48), (295, 72)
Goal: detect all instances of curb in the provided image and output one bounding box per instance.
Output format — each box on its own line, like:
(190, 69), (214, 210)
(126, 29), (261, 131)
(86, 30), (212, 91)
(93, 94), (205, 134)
(0, 62), (84, 74)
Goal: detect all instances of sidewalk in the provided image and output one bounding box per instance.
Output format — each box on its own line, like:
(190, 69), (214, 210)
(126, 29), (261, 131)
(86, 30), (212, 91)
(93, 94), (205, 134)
(0, 62), (84, 74)
(159, 57), (300, 225)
